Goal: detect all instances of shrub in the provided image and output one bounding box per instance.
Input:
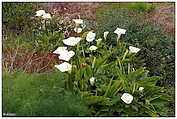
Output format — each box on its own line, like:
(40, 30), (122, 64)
(2, 2), (38, 32)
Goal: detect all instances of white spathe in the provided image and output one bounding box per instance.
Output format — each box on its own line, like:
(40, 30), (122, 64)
(89, 77), (95, 86)
(104, 31), (109, 39)
(139, 87), (144, 91)
(55, 62), (72, 72)
(86, 32), (96, 42)
(53, 47), (67, 55)
(42, 13), (52, 19)
(121, 93), (134, 104)
(96, 38), (102, 42)
(73, 19), (84, 24)
(59, 50), (75, 61)
(74, 27), (82, 33)
(114, 27), (126, 35)
(35, 10), (46, 16)
(63, 37), (81, 46)
(129, 46), (140, 53)
(89, 45), (98, 51)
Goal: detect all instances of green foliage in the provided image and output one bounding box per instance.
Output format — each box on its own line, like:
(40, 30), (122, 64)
(95, 3), (175, 88)
(3, 72), (90, 116)
(133, 3), (155, 12)
(95, 5), (174, 116)
(2, 2), (38, 31)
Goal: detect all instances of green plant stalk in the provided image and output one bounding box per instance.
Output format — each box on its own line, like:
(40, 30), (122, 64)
(132, 82), (136, 94)
(92, 57), (96, 69)
(117, 34), (121, 44)
(104, 77), (114, 97)
(82, 46), (85, 57)
(128, 63), (130, 74)
(122, 49), (129, 61)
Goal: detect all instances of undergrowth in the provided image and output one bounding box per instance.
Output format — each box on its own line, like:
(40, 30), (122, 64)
(3, 72), (90, 116)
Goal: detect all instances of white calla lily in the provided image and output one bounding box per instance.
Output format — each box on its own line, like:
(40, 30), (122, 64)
(121, 93), (134, 104)
(73, 19), (84, 24)
(139, 87), (144, 91)
(42, 13), (52, 19)
(63, 37), (81, 46)
(35, 10), (46, 16)
(89, 45), (98, 51)
(74, 27), (82, 33)
(55, 62), (72, 72)
(129, 46), (140, 53)
(59, 50), (75, 61)
(53, 47), (67, 54)
(104, 31), (109, 40)
(96, 38), (102, 42)
(89, 77), (95, 86)
(86, 32), (96, 42)
(114, 27), (126, 35)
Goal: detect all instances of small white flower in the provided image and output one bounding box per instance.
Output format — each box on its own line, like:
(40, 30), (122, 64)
(86, 32), (96, 42)
(89, 45), (98, 51)
(73, 19), (84, 24)
(55, 62), (72, 72)
(139, 87), (144, 91)
(129, 46), (140, 53)
(114, 27), (126, 35)
(121, 93), (134, 104)
(35, 10), (46, 16)
(96, 38), (102, 42)
(53, 47), (67, 54)
(74, 27), (82, 33)
(89, 77), (95, 86)
(63, 37), (81, 46)
(59, 50), (75, 61)
(42, 13), (52, 19)
(104, 31), (109, 39)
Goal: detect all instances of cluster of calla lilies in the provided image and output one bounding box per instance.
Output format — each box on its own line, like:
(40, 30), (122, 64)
(48, 17), (142, 104)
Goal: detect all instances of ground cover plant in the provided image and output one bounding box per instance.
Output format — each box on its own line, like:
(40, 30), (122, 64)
(2, 2), (175, 117)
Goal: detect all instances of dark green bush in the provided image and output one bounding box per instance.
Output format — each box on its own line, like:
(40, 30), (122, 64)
(2, 2), (38, 32)
(3, 72), (91, 116)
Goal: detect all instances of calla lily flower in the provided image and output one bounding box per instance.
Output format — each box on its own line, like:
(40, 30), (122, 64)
(63, 37), (81, 46)
(59, 50), (75, 61)
(53, 47), (67, 55)
(104, 31), (109, 40)
(114, 27), (126, 35)
(42, 13), (52, 19)
(129, 46), (140, 53)
(55, 62), (72, 72)
(96, 38), (102, 42)
(89, 45), (98, 51)
(73, 19), (84, 24)
(89, 77), (95, 86)
(35, 10), (46, 16)
(86, 32), (96, 42)
(121, 93), (134, 104)
(74, 27), (82, 33)
(139, 87), (144, 91)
